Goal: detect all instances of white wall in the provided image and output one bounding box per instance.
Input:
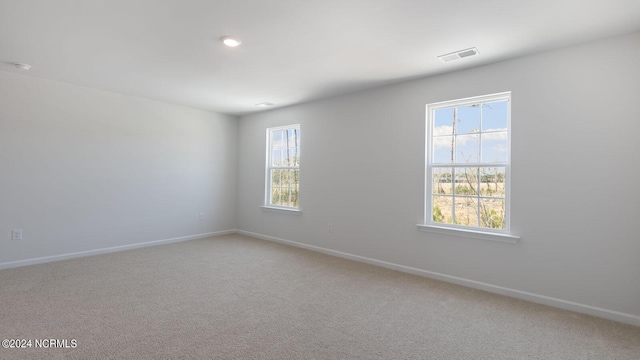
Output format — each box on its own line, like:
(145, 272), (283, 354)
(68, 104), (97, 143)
(237, 32), (640, 320)
(0, 71), (238, 265)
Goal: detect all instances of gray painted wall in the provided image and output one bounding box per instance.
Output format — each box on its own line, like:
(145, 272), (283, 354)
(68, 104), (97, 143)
(0, 71), (238, 264)
(237, 32), (640, 318)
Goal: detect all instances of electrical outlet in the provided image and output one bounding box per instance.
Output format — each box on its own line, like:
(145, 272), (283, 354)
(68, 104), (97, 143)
(12, 229), (23, 241)
(327, 223), (333, 233)
(199, 213), (204, 221)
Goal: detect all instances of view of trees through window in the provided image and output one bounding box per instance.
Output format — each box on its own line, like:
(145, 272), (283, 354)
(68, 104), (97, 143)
(268, 126), (300, 208)
(429, 95), (509, 230)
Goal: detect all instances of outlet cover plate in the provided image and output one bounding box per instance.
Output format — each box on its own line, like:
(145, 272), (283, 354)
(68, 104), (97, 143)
(12, 229), (23, 240)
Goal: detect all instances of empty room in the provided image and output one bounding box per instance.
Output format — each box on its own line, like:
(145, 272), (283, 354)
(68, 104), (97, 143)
(1, 0), (639, 359)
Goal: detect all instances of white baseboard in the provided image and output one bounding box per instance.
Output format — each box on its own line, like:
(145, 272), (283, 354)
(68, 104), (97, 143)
(237, 230), (640, 327)
(0, 229), (236, 270)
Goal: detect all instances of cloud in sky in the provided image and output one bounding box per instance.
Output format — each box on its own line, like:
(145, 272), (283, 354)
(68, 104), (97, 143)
(492, 143), (507, 153)
(434, 125), (454, 136)
(433, 126), (506, 149)
(481, 129), (507, 140)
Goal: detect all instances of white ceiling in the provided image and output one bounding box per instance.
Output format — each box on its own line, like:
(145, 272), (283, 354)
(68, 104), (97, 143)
(1, 0), (640, 116)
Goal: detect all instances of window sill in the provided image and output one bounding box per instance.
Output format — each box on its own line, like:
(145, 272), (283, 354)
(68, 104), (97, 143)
(417, 224), (520, 244)
(261, 206), (302, 215)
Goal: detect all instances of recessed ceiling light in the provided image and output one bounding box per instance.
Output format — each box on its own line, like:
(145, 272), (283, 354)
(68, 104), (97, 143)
(220, 36), (241, 47)
(255, 102), (274, 107)
(437, 47), (479, 63)
(14, 63), (31, 70)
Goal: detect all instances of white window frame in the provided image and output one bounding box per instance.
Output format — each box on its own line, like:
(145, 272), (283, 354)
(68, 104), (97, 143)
(418, 92), (519, 243)
(263, 124), (301, 212)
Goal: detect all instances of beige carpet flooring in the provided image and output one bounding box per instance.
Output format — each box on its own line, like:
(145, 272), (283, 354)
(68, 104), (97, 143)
(1, 234), (638, 359)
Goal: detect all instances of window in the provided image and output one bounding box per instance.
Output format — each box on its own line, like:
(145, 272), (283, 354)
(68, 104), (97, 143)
(424, 92), (513, 236)
(266, 125), (300, 210)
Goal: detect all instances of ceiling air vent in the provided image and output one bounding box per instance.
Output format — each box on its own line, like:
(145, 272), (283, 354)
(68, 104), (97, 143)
(437, 47), (479, 63)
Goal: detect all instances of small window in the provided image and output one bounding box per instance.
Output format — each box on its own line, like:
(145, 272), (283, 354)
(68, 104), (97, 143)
(425, 92), (511, 234)
(266, 125), (300, 209)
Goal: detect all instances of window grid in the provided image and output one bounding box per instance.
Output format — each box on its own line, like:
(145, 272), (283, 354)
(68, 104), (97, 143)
(266, 125), (300, 209)
(430, 165), (507, 229)
(427, 93), (510, 232)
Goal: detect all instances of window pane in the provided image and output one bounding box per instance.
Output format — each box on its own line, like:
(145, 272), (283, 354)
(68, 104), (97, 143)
(292, 146), (300, 166)
(432, 196), (453, 224)
(272, 130), (285, 149)
(454, 196), (479, 227)
(455, 134), (479, 163)
(481, 132), (507, 163)
(432, 167), (452, 195)
(480, 167), (506, 197)
(433, 136), (453, 163)
(434, 108), (455, 135)
(280, 169), (290, 185)
(271, 169), (281, 186)
(284, 169), (293, 185)
(272, 150), (282, 166)
(282, 188), (291, 207)
(479, 198), (506, 229)
(456, 105), (480, 134)
(482, 101), (508, 131)
(288, 128), (300, 149)
(454, 168), (478, 195)
(293, 169), (300, 187)
(271, 188), (281, 206)
(291, 170), (299, 207)
(283, 148), (291, 166)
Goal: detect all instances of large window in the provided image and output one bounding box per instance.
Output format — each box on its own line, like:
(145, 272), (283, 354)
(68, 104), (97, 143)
(266, 125), (300, 209)
(425, 92), (511, 233)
